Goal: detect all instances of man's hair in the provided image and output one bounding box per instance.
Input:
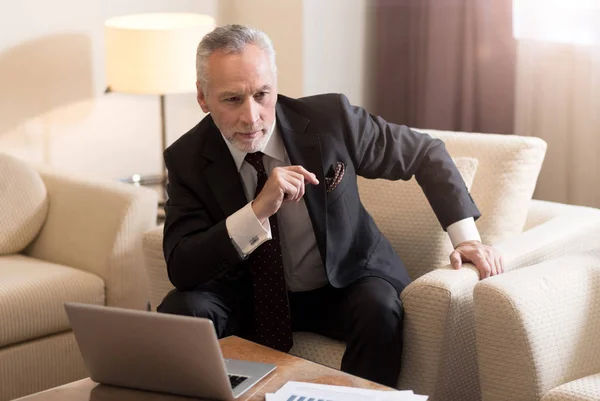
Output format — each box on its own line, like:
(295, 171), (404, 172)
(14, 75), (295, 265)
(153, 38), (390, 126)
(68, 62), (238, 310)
(196, 24), (277, 93)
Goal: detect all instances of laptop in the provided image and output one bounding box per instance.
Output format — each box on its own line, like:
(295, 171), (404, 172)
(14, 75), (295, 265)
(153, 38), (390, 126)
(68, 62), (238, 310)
(64, 302), (276, 400)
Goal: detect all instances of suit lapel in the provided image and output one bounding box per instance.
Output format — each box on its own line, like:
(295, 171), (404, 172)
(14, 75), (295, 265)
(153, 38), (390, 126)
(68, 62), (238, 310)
(276, 103), (328, 263)
(202, 120), (247, 218)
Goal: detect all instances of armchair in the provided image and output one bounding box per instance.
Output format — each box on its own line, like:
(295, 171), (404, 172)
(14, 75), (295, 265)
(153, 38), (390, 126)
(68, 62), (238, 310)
(142, 131), (600, 400)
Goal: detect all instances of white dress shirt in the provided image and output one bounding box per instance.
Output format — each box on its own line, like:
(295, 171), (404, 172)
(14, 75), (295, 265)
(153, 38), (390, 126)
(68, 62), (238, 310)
(224, 120), (481, 291)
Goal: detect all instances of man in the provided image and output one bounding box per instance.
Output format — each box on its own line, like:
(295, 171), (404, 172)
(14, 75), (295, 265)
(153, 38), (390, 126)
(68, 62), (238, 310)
(159, 24), (503, 387)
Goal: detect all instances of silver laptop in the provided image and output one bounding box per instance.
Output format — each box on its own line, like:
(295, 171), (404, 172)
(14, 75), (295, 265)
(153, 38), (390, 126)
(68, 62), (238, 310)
(64, 302), (276, 400)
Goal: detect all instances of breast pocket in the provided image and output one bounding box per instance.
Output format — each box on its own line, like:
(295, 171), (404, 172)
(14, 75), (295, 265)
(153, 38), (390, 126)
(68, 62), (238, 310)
(326, 174), (351, 205)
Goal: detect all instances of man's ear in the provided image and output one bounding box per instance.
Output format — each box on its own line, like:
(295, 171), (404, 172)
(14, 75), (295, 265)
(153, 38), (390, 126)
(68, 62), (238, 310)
(196, 81), (210, 113)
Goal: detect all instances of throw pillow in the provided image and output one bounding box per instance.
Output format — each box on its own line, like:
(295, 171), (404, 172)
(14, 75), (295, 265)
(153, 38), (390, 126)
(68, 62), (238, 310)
(0, 154), (49, 254)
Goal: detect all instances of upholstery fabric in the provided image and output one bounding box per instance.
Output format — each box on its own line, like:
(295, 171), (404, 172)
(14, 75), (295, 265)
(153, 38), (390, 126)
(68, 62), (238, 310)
(141, 131), (600, 401)
(289, 332), (345, 370)
(474, 250), (600, 401)
(25, 168), (158, 309)
(0, 331), (87, 401)
(143, 225), (173, 311)
(423, 130), (547, 245)
(542, 374), (600, 401)
(400, 201), (600, 400)
(0, 163), (158, 401)
(358, 157), (478, 280)
(0, 254), (105, 348)
(0, 154), (48, 255)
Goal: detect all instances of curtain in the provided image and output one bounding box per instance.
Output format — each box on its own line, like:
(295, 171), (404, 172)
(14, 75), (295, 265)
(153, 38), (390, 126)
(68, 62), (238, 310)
(514, 0), (600, 207)
(373, 0), (516, 134)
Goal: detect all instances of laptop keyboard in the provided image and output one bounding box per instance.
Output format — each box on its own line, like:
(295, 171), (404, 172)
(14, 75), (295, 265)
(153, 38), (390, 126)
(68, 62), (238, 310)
(228, 374), (248, 389)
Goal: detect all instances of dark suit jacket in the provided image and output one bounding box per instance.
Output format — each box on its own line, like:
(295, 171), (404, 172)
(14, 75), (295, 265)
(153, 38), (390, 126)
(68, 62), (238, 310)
(163, 94), (481, 293)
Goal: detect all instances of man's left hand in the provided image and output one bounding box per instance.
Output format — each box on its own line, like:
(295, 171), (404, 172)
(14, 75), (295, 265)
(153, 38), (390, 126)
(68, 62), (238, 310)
(450, 240), (504, 279)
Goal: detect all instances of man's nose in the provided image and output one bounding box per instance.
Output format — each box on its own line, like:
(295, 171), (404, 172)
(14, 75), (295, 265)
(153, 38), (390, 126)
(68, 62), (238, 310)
(240, 98), (260, 127)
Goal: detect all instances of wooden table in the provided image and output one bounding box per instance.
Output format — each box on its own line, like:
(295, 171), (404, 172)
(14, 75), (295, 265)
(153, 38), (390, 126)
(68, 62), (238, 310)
(17, 336), (392, 400)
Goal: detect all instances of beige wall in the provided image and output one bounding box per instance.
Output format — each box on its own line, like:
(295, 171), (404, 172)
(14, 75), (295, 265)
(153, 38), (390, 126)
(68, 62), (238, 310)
(219, 0), (305, 99)
(303, 0), (374, 109)
(0, 0), (216, 179)
(0, 0), (372, 179)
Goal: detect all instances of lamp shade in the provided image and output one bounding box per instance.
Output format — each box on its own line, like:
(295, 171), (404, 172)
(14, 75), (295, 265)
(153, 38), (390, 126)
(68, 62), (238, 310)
(105, 13), (215, 94)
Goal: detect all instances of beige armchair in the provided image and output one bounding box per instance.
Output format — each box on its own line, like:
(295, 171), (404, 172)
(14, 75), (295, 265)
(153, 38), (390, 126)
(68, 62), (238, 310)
(142, 131), (600, 400)
(474, 250), (600, 401)
(0, 159), (158, 401)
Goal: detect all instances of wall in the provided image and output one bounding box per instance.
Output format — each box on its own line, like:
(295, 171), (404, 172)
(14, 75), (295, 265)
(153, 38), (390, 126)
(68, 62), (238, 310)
(218, 0), (305, 99)
(0, 0), (373, 180)
(0, 0), (216, 179)
(303, 0), (375, 109)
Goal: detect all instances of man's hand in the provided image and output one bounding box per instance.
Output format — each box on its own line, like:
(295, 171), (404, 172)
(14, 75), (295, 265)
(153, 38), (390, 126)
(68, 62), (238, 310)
(450, 240), (504, 279)
(252, 166), (319, 223)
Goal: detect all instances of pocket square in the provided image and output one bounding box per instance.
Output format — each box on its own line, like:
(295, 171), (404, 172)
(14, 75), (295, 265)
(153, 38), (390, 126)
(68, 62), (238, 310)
(325, 162), (345, 193)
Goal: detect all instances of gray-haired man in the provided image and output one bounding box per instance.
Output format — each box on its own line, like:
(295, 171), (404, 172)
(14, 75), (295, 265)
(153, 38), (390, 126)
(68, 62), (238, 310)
(159, 24), (502, 387)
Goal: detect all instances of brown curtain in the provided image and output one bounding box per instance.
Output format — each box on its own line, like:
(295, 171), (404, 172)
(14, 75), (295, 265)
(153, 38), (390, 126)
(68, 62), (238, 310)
(373, 0), (516, 134)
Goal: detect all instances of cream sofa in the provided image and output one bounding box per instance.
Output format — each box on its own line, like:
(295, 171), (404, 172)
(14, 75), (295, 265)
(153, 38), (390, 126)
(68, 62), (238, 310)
(0, 159), (158, 401)
(474, 250), (600, 401)
(142, 131), (600, 401)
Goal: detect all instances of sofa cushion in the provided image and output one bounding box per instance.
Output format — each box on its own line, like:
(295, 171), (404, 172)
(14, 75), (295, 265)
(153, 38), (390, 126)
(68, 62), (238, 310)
(358, 157), (478, 280)
(0, 154), (49, 255)
(541, 373), (600, 401)
(423, 130), (547, 245)
(0, 255), (105, 347)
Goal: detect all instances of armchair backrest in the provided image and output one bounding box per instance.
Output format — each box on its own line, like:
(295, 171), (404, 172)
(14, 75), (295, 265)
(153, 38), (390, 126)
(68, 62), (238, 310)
(426, 130), (546, 245)
(358, 130), (546, 280)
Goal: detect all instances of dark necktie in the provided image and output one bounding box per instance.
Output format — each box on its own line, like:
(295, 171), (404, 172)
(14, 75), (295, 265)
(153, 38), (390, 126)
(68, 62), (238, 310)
(244, 152), (293, 352)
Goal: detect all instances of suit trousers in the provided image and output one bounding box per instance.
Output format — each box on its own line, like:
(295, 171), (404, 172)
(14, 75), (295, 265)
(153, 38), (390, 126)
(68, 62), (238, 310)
(158, 274), (404, 387)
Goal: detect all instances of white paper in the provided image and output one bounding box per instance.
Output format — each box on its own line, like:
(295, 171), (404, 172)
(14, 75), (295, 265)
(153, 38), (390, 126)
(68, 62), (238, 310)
(265, 381), (428, 401)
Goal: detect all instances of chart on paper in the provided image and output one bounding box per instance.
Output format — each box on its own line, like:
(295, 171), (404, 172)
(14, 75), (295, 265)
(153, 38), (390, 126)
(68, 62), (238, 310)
(265, 381), (428, 401)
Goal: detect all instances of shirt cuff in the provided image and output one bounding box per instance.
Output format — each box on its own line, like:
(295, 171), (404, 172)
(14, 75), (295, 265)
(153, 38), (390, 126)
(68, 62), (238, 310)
(447, 217), (481, 248)
(226, 202), (272, 257)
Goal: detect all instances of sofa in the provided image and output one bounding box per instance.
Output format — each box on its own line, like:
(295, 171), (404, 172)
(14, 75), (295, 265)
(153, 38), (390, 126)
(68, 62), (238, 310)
(142, 130), (600, 401)
(0, 154), (158, 401)
(474, 249), (600, 401)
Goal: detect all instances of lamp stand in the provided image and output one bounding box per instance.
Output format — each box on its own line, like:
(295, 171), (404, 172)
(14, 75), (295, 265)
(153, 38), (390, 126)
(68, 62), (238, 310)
(159, 93), (168, 204)
(159, 94), (167, 180)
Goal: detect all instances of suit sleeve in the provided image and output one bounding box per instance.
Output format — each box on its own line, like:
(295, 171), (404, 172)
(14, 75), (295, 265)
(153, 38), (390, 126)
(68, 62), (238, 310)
(162, 151), (243, 291)
(337, 94), (481, 229)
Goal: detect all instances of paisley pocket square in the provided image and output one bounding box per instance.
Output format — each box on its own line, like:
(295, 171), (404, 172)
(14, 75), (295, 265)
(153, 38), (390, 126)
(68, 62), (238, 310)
(325, 162), (346, 193)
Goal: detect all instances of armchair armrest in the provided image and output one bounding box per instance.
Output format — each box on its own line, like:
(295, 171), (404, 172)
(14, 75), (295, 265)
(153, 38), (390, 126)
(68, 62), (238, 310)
(143, 224), (173, 310)
(474, 250), (600, 401)
(399, 203), (600, 400)
(24, 168), (158, 309)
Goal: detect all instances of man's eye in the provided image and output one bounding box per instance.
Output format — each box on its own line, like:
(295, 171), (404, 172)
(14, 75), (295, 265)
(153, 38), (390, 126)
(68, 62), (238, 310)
(255, 92), (267, 99)
(225, 97), (239, 102)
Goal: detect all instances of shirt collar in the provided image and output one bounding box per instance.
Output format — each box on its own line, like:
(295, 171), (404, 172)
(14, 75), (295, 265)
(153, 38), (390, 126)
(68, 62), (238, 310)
(221, 119), (285, 172)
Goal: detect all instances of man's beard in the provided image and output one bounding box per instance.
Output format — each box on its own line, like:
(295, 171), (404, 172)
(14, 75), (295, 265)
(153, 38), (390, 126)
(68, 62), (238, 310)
(226, 126), (273, 153)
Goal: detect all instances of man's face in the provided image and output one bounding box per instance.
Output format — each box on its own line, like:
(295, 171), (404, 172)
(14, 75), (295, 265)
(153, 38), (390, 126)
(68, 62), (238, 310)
(197, 44), (277, 153)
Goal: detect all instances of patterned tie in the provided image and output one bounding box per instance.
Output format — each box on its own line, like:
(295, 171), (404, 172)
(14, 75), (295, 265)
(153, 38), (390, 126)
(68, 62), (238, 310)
(244, 152), (294, 352)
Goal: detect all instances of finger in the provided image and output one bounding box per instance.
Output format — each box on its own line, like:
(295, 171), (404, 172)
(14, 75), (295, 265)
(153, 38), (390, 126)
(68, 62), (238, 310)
(496, 253), (504, 275)
(283, 175), (302, 202)
(295, 175), (306, 201)
(293, 172), (306, 201)
(474, 254), (492, 279)
(450, 251), (462, 270)
(488, 252), (498, 277)
(285, 165), (319, 185)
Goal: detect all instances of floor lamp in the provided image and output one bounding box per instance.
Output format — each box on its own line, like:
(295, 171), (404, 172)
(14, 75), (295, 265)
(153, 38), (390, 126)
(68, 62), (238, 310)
(104, 13), (215, 202)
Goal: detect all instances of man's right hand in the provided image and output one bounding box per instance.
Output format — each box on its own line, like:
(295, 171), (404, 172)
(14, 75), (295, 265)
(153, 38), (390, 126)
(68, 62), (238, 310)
(252, 166), (319, 224)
